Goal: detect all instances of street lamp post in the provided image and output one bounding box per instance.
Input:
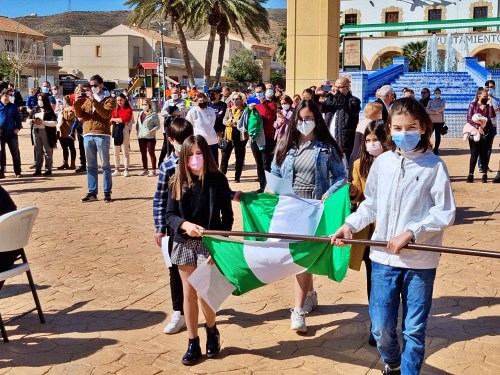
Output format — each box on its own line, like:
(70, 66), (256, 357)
(42, 41), (47, 82)
(157, 21), (167, 101)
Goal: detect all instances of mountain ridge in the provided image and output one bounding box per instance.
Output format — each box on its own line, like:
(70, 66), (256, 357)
(15, 9), (287, 48)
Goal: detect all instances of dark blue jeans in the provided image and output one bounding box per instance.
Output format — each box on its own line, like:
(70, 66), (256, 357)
(370, 262), (436, 375)
(0, 133), (22, 175)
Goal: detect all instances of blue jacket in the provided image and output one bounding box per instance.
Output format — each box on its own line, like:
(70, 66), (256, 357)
(26, 95), (37, 110)
(0, 102), (22, 136)
(271, 138), (347, 200)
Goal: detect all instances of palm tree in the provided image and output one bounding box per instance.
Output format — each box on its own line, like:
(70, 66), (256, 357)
(402, 41), (427, 72)
(185, 0), (269, 88)
(125, 0), (196, 86)
(276, 27), (286, 65)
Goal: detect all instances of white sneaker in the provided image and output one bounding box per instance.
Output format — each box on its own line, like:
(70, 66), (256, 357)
(112, 170), (121, 177)
(290, 308), (307, 333)
(163, 311), (186, 334)
(148, 171), (157, 177)
(303, 291), (318, 314)
(123, 170), (130, 177)
(138, 170), (148, 176)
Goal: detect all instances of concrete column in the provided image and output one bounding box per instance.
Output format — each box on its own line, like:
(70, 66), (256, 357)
(286, 0), (341, 95)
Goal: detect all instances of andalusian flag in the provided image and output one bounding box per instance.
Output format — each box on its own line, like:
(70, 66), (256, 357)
(189, 186), (351, 311)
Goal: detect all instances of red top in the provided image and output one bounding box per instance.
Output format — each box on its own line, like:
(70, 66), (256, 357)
(256, 100), (277, 139)
(112, 107), (133, 124)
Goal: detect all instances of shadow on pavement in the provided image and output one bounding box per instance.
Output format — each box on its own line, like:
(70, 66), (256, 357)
(454, 206), (497, 225)
(0, 283), (50, 298)
(219, 295), (499, 374)
(0, 301), (167, 368)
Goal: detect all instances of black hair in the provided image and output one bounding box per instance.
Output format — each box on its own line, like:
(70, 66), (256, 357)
(89, 74), (104, 84)
(275, 99), (343, 166)
(169, 118), (194, 143)
(359, 120), (388, 179)
(485, 79), (495, 87)
(117, 93), (131, 108)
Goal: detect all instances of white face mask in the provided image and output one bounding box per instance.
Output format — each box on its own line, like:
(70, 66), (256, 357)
(171, 94), (179, 101)
(174, 143), (182, 152)
(9, 96), (15, 104)
(182, 93), (188, 99)
(297, 120), (316, 136)
(282, 104), (290, 111)
(52, 90), (58, 95)
(365, 141), (383, 156)
(142, 105), (149, 111)
(91, 86), (100, 95)
(37, 100), (44, 107)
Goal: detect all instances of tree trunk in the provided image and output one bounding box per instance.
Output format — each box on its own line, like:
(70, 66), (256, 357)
(204, 24), (217, 89)
(175, 21), (195, 86)
(214, 32), (226, 87)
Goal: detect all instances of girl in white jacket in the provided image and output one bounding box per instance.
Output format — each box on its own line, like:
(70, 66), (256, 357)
(331, 97), (456, 375)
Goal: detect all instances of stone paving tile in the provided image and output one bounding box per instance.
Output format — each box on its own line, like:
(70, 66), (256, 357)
(0, 134), (498, 374)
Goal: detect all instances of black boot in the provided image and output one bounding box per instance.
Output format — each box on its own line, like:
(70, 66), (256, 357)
(482, 173), (488, 183)
(205, 323), (220, 358)
(466, 174), (473, 183)
(182, 337), (202, 366)
(493, 172), (500, 183)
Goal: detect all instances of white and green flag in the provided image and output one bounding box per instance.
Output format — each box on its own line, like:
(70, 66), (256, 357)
(189, 185), (351, 311)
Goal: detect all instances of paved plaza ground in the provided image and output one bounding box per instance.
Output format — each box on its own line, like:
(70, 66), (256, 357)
(0, 128), (499, 375)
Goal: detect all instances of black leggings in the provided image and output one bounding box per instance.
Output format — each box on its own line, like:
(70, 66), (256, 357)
(158, 134), (171, 165)
(59, 137), (76, 164)
(220, 137), (248, 180)
(468, 136), (489, 175)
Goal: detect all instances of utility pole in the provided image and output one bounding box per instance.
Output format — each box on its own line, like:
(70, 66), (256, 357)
(42, 41), (47, 82)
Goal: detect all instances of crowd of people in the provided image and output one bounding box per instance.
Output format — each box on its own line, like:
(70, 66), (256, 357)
(0, 74), (498, 374)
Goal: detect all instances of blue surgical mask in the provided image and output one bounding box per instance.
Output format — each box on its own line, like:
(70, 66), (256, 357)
(391, 130), (421, 151)
(265, 89), (274, 98)
(489, 88), (496, 97)
(41, 87), (50, 94)
(434, 94), (441, 99)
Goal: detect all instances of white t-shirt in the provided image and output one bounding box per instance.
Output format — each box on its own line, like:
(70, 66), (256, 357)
(185, 106), (217, 145)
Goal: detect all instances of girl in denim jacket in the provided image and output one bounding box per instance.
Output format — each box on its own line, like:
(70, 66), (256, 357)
(271, 99), (347, 333)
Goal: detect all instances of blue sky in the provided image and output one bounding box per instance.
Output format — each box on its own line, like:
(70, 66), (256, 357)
(1, 0), (287, 18)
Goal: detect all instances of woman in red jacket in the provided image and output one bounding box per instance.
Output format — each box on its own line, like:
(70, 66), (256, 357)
(111, 93), (133, 177)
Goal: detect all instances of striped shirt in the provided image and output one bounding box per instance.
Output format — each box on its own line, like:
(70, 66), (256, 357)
(153, 153), (179, 233)
(292, 141), (316, 199)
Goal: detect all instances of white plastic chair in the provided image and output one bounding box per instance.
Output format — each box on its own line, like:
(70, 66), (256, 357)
(0, 207), (45, 342)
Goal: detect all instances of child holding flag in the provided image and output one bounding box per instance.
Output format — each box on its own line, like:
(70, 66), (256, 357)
(165, 135), (233, 366)
(271, 99), (347, 333)
(331, 98), (456, 375)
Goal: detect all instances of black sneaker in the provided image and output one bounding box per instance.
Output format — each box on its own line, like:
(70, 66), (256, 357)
(75, 166), (87, 173)
(43, 170), (52, 176)
(81, 193), (98, 203)
(33, 170), (42, 176)
(382, 364), (401, 375)
(103, 193), (112, 203)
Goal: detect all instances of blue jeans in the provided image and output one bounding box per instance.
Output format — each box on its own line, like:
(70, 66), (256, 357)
(369, 262), (436, 375)
(84, 135), (112, 195)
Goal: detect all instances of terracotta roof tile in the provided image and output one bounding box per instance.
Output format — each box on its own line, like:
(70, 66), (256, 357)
(0, 16), (46, 38)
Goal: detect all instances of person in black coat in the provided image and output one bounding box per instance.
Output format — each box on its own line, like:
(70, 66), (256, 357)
(165, 134), (233, 366)
(0, 186), (20, 272)
(373, 84), (395, 123)
(321, 77), (361, 162)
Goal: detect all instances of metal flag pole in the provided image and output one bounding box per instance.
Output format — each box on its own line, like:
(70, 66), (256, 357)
(201, 230), (500, 259)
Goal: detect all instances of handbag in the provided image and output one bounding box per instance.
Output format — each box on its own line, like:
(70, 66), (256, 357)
(112, 123), (125, 146)
(218, 127), (232, 150)
(441, 124), (448, 135)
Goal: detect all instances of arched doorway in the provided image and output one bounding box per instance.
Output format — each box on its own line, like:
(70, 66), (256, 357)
(470, 44), (500, 67)
(369, 47), (403, 70)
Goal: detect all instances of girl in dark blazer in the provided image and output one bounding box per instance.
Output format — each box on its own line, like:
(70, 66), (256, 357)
(165, 135), (233, 366)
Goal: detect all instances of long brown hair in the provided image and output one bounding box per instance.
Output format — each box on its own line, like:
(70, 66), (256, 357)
(275, 99), (343, 166)
(359, 120), (388, 179)
(387, 97), (433, 153)
(170, 135), (220, 200)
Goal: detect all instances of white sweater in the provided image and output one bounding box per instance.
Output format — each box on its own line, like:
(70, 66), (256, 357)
(346, 149), (456, 269)
(186, 106), (217, 145)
